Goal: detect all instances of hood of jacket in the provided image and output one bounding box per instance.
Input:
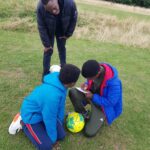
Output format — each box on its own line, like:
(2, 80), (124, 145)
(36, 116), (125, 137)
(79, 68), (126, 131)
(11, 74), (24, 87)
(43, 72), (67, 92)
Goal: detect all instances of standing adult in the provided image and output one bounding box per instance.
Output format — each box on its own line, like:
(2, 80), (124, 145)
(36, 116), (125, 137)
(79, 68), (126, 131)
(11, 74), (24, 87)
(37, 0), (78, 77)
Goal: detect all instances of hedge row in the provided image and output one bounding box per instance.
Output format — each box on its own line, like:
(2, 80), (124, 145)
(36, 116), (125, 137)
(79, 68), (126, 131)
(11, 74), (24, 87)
(104, 0), (150, 8)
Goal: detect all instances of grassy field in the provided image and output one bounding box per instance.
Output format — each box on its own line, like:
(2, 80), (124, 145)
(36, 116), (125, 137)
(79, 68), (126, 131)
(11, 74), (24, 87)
(0, 0), (150, 150)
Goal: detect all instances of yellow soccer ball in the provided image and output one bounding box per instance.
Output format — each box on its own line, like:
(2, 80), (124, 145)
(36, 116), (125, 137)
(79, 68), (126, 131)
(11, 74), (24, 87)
(66, 112), (85, 133)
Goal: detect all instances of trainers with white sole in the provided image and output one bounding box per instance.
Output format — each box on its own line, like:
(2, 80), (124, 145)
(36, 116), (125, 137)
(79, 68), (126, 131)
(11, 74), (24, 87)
(8, 113), (22, 135)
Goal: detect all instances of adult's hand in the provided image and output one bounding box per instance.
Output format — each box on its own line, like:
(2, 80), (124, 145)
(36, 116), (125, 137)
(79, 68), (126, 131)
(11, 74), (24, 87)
(44, 46), (53, 52)
(59, 36), (68, 40)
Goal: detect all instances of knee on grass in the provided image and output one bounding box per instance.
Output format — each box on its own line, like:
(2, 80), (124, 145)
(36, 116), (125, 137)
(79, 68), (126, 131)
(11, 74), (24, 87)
(38, 142), (53, 150)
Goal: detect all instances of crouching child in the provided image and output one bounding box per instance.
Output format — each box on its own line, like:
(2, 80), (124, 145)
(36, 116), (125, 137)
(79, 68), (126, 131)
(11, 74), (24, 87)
(9, 64), (80, 150)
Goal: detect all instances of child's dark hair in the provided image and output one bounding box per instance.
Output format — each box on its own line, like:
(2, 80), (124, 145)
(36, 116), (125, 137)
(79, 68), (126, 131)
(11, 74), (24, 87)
(59, 64), (80, 84)
(82, 60), (100, 78)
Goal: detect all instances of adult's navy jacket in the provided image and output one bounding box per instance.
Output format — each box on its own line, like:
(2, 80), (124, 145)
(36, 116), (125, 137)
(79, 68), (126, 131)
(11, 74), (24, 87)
(20, 72), (67, 144)
(37, 0), (78, 47)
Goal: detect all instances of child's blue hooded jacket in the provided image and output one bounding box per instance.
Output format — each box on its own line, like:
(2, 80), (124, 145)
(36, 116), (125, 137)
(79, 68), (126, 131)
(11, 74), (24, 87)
(91, 64), (122, 125)
(20, 72), (67, 144)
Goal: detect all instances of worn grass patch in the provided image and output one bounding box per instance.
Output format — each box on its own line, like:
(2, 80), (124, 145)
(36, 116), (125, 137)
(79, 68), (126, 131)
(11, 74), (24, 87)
(76, 12), (150, 48)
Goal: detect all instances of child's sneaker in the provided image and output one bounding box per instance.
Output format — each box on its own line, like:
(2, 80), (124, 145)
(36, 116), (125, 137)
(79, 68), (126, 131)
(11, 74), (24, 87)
(8, 113), (22, 135)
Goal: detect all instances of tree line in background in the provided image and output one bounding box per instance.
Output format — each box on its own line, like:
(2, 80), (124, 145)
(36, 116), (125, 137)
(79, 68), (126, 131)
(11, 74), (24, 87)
(104, 0), (150, 8)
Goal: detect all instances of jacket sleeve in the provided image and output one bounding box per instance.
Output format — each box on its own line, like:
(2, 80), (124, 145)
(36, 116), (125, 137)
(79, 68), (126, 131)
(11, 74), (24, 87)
(92, 84), (121, 107)
(42, 96), (60, 144)
(37, 5), (52, 48)
(65, 1), (78, 37)
(57, 96), (66, 124)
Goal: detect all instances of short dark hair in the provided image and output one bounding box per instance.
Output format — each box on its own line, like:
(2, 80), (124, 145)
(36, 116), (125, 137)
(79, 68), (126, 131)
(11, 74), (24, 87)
(82, 60), (100, 78)
(59, 64), (80, 84)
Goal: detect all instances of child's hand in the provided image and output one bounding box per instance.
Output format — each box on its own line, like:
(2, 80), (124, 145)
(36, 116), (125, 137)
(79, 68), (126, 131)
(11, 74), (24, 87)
(53, 141), (61, 150)
(85, 91), (93, 100)
(80, 83), (88, 91)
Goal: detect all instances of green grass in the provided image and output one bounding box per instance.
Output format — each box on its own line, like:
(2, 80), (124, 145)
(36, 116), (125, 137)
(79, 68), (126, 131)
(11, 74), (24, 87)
(0, 0), (150, 150)
(0, 30), (150, 150)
